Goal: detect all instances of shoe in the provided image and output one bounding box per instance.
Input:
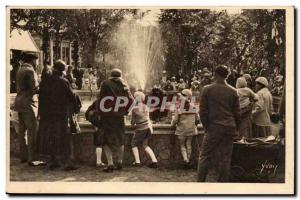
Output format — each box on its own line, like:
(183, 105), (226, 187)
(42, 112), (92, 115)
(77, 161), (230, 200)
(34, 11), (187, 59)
(148, 162), (158, 168)
(96, 163), (106, 168)
(103, 165), (114, 173)
(132, 162), (141, 167)
(184, 162), (192, 169)
(115, 162), (123, 170)
(28, 161), (47, 167)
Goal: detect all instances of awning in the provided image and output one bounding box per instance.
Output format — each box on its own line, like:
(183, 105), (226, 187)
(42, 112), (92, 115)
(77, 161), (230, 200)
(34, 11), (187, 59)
(9, 29), (40, 52)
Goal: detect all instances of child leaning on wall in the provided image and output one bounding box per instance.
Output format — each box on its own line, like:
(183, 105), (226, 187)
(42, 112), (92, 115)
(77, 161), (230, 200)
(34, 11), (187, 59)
(130, 91), (158, 168)
(171, 89), (200, 169)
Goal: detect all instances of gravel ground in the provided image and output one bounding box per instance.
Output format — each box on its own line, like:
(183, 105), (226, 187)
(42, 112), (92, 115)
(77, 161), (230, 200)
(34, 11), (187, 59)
(10, 156), (198, 182)
(10, 156), (284, 183)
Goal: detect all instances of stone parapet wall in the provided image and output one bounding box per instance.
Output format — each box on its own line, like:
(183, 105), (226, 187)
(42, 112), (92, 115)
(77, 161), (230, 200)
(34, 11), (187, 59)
(10, 121), (204, 167)
(73, 122), (204, 166)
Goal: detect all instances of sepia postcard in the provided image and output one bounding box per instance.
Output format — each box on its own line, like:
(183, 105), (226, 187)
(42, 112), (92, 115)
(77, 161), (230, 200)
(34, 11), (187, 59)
(6, 6), (294, 195)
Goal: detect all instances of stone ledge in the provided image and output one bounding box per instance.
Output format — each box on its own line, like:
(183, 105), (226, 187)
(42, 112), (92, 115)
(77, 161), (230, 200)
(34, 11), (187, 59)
(72, 120), (205, 166)
(79, 120), (204, 134)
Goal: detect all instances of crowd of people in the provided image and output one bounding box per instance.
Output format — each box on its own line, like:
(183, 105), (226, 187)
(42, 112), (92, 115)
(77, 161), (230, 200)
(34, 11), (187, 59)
(157, 67), (284, 97)
(12, 51), (285, 182)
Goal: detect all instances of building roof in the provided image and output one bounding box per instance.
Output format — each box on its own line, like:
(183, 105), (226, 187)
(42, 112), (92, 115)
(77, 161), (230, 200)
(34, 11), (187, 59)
(9, 29), (40, 52)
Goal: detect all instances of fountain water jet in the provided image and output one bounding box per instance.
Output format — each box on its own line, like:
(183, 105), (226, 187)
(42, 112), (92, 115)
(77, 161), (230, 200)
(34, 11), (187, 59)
(111, 10), (163, 91)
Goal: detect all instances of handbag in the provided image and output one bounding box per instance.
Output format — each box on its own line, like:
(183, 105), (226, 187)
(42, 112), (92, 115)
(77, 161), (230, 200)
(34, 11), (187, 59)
(85, 100), (102, 128)
(70, 113), (81, 134)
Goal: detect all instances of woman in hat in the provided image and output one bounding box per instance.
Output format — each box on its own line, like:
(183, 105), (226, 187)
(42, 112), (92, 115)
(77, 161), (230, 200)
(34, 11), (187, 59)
(252, 77), (273, 137)
(171, 89), (200, 169)
(177, 78), (187, 92)
(236, 77), (258, 139)
(170, 76), (178, 92)
(88, 70), (98, 99)
(243, 73), (254, 90)
(38, 59), (79, 170)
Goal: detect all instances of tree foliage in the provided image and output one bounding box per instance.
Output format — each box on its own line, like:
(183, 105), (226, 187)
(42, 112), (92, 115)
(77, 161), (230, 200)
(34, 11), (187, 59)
(10, 8), (285, 75)
(67, 9), (128, 67)
(159, 9), (286, 75)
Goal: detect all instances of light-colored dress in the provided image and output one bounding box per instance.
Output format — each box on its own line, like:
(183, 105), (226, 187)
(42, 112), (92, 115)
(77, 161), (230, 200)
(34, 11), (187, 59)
(236, 87), (258, 138)
(252, 87), (273, 137)
(89, 74), (98, 92)
(171, 102), (200, 137)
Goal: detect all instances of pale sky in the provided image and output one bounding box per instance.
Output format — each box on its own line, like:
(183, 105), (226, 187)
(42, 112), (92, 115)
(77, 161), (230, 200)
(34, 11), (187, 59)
(212, 8), (242, 15)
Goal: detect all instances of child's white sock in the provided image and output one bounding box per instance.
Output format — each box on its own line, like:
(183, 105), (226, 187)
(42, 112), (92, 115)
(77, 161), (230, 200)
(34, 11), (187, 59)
(180, 146), (188, 162)
(145, 146), (158, 163)
(186, 137), (193, 162)
(132, 147), (141, 163)
(103, 145), (114, 166)
(117, 145), (124, 164)
(186, 146), (192, 162)
(96, 147), (102, 164)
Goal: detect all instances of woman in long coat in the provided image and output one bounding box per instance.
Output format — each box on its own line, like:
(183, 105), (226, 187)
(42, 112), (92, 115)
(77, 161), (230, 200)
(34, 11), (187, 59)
(37, 64), (53, 158)
(252, 77), (273, 137)
(38, 60), (78, 170)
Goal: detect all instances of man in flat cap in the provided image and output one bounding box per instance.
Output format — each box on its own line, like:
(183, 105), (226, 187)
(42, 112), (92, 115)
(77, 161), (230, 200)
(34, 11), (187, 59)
(14, 52), (40, 166)
(197, 65), (241, 182)
(96, 68), (134, 172)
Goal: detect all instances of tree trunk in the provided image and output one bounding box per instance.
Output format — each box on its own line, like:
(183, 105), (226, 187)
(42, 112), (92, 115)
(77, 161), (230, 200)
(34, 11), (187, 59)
(88, 39), (97, 67)
(55, 27), (60, 60)
(102, 52), (107, 79)
(42, 27), (50, 66)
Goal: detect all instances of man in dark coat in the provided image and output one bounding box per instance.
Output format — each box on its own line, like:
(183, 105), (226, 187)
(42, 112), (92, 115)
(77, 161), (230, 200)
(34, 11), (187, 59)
(66, 65), (75, 86)
(38, 59), (78, 170)
(96, 68), (134, 172)
(73, 66), (83, 90)
(226, 68), (238, 87)
(14, 52), (40, 165)
(197, 65), (241, 182)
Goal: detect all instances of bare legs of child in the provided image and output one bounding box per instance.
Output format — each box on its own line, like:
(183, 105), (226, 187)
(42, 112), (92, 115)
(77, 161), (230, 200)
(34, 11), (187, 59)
(178, 136), (193, 169)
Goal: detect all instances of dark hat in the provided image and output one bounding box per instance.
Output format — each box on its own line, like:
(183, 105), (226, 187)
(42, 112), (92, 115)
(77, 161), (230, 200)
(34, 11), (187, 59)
(22, 52), (38, 61)
(53, 59), (66, 72)
(110, 68), (122, 78)
(215, 65), (229, 78)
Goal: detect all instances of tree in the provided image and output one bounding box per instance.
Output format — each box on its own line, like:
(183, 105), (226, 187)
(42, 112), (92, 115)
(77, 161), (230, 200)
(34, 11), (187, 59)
(72, 40), (79, 68)
(68, 9), (128, 67)
(10, 9), (29, 32)
(160, 9), (223, 74)
(159, 9), (286, 76)
(10, 9), (73, 65)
